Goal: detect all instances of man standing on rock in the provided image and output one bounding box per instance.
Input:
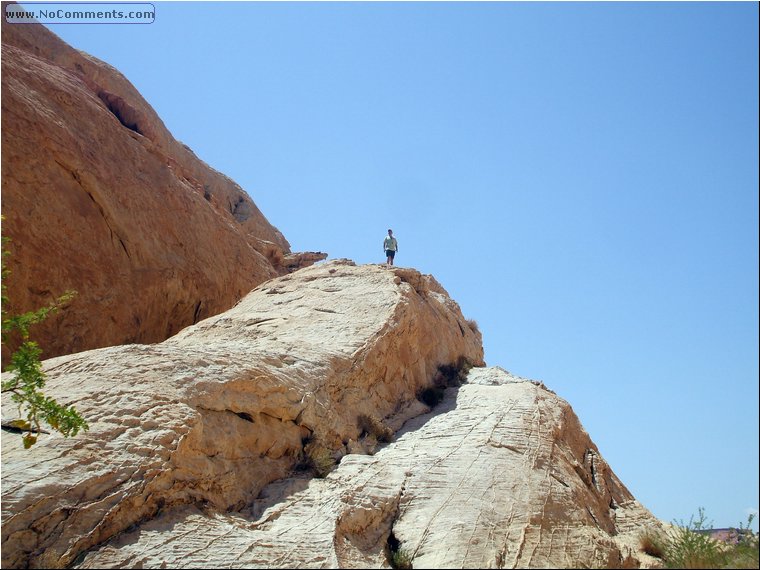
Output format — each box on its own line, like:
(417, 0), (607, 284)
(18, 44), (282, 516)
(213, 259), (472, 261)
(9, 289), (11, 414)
(383, 229), (398, 266)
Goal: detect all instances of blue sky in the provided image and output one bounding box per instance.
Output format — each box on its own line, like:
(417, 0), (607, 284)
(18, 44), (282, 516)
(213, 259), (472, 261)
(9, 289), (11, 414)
(35, 2), (759, 531)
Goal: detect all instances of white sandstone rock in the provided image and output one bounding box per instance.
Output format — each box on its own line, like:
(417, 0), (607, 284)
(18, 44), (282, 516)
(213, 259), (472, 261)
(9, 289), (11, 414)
(1, 261), (483, 568)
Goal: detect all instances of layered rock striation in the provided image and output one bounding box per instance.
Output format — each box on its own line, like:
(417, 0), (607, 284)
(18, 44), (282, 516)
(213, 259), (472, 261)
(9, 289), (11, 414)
(1, 261), (485, 568)
(76, 367), (664, 569)
(1, 20), (323, 360)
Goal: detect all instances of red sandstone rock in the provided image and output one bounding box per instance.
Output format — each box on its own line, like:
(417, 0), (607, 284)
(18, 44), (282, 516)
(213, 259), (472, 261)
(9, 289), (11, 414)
(1, 20), (308, 360)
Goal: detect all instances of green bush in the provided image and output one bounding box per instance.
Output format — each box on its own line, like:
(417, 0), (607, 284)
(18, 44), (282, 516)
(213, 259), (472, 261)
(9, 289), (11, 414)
(640, 527), (666, 559)
(294, 436), (335, 478)
(307, 445), (335, 478)
(387, 532), (413, 569)
(723, 516), (760, 569)
(662, 509), (724, 569)
(357, 413), (393, 443)
(390, 548), (413, 570)
(1, 230), (88, 447)
(416, 357), (474, 408)
(639, 510), (758, 569)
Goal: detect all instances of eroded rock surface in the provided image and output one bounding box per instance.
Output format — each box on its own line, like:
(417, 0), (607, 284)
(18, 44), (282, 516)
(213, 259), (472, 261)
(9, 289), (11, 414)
(0, 20), (313, 360)
(1, 261), (484, 568)
(72, 367), (664, 569)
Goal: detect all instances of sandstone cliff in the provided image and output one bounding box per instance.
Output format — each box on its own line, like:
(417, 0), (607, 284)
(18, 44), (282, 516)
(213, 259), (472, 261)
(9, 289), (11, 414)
(1, 20), (324, 361)
(1, 261), (664, 569)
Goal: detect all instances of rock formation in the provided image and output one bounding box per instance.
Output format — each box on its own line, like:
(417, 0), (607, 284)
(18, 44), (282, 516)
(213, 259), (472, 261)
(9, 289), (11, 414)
(75, 367), (663, 569)
(1, 261), (486, 568)
(1, 19), (325, 361)
(1, 19), (666, 570)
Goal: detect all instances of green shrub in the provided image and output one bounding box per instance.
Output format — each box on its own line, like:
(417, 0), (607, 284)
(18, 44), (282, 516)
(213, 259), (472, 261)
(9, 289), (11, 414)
(387, 532), (413, 569)
(357, 413), (393, 443)
(308, 446), (335, 478)
(723, 516), (759, 569)
(391, 548), (413, 570)
(294, 437), (335, 478)
(665, 509), (727, 569)
(1, 230), (88, 447)
(640, 527), (666, 559)
(642, 509), (759, 569)
(416, 357), (473, 408)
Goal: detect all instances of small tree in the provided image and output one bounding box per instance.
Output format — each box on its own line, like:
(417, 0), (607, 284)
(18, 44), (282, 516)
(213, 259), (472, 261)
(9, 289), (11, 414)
(663, 508), (723, 568)
(1, 229), (88, 448)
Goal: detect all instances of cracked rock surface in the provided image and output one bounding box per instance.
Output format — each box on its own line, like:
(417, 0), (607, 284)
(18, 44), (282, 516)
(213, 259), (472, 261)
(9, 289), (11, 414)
(1, 261), (484, 568)
(73, 367), (664, 569)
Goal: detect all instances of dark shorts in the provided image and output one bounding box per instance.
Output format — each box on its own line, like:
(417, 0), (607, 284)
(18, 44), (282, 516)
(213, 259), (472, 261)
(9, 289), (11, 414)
(385, 250), (396, 259)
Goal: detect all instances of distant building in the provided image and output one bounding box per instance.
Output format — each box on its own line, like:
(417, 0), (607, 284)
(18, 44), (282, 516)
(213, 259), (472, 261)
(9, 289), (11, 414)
(695, 528), (751, 544)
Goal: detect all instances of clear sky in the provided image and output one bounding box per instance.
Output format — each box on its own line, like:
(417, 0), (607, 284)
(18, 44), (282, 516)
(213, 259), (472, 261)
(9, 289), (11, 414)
(31, 1), (759, 531)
